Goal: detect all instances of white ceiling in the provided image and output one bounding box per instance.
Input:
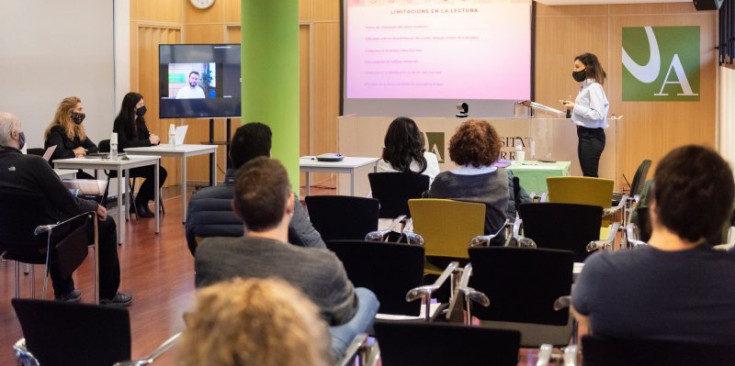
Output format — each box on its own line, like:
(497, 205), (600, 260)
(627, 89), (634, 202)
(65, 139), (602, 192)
(536, 0), (690, 5)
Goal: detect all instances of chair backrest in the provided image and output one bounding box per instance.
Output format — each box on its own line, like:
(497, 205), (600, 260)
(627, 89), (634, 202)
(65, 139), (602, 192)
(374, 320), (521, 366)
(519, 203), (602, 262)
(581, 335), (735, 366)
(326, 240), (424, 315)
(0, 192), (49, 251)
(12, 298), (132, 366)
(27, 148), (46, 157)
(629, 159), (652, 198)
(468, 247), (574, 325)
(304, 196), (379, 242)
(547, 176), (614, 209)
(368, 172), (429, 218)
(98, 139), (110, 153)
(408, 199), (485, 259)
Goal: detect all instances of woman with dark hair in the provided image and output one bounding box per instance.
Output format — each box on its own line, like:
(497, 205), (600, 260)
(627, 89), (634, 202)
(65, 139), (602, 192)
(377, 117), (440, 183)
(113, 92), (167, 218)
(44, 96), (98, 178)
(561, 52), (610, 177)
(427, 120), (509, 239)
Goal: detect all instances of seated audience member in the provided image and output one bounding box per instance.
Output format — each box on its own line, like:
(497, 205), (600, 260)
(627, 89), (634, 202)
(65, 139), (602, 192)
(195, 157), (379, 358)
(427, 120), (512, 239)
(377, 117), (440, 184)
(185, 122), (325, 255)
(181, 277), (331, 366)
(44, 96), (98, 178)
(573, 145), (735, 343)
(112, 92), (168, 218)
(0, 112), (131, 306)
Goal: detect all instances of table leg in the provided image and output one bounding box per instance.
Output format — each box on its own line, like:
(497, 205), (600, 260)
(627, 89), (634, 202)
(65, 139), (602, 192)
(212, 150), (217, 185)
(305, 172), (311, 196)
(117, 171), (124, 244)
(350, 171), (355, 196)
(181, 155), (187, 224)
(155, 161), (160, 233)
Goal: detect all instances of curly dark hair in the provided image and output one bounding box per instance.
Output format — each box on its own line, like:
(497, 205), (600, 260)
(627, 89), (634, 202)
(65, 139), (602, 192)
(382, 117), (427, 173)
(652, 145), (734, 243)
(448, 120), (501, 167)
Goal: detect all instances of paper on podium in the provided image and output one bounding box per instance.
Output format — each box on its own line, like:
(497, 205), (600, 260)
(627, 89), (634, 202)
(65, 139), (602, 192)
(529, 102), (566, 117)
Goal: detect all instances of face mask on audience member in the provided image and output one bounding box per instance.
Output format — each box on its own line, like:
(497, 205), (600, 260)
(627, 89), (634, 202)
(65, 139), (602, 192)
(71, 112), (85, 125)
(136, 106), (147, 117)
(572, 70), (587, 82)
(17, 131), (26, 150)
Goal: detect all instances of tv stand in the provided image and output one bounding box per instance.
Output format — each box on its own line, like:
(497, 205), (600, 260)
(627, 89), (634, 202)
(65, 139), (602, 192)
(202, 118), (232, 186)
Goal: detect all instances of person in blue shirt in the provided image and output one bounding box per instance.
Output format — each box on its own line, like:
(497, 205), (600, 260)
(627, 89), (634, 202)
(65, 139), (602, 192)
(561, 53), (610, 177)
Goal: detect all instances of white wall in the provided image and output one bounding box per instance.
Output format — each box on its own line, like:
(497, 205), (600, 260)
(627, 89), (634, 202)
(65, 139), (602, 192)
(719, 66), (735, 164)
(0, 1), (115, 149)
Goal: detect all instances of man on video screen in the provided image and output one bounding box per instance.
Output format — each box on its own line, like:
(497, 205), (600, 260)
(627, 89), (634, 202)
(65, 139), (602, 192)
(176, 71), (205, 99)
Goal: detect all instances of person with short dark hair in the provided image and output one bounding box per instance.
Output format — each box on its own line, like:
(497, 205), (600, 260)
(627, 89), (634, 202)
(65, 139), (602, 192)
(561, 53), (610, 177)
(175, 71), (205, 99)
(377, 117), (440, 183)
(185, 122), (325, 255)
(194, 157), (379, 359)
(573, 145), (735, 344)
(427, 120), (509, 238)
(0, 112), (131, 306)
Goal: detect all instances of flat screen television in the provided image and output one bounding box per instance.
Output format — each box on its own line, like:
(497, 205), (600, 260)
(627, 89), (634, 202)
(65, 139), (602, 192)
(159, 44), (241, 119)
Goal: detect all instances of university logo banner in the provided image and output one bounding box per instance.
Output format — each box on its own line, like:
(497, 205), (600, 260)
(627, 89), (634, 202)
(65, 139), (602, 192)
(622, 26), (700, 101)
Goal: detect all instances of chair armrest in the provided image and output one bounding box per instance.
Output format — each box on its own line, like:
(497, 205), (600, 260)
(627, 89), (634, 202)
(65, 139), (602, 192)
(625, 222), (649, 248)
(335, 333), (369, 366)
(34, 211), (96, 236)
(564, 345), (579, 366)
(603, 194), (628, 218)
(536, 344), (553, 366)
(406, 262), (458, 321)
(553, 295), (571, 311)
(470, 219), (510, 247)
(13, 338), (40, 366)
(454, 263), (490, 324)
(586, 222), (620, 252)
(113, 332), (181, 366)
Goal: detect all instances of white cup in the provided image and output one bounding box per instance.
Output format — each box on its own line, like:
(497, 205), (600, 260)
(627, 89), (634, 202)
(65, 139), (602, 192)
(516, 150), (525, 163)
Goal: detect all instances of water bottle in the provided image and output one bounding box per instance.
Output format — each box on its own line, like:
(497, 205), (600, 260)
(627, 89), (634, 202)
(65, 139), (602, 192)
(515, 143), (525, 163)
(110, 133), (118, 160)
(168, 124), (176, 148)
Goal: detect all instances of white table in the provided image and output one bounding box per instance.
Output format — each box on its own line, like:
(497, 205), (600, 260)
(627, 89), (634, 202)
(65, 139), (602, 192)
(53, 169), (77, 180)
(54, 155), (161, 244)
(299, 156), (380, 196)
(125, 144), (217, 223)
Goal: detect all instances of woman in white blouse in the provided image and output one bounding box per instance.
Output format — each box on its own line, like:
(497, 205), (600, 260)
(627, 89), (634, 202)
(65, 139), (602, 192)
(561, 53), (610, 177)
(377, 117), (440, 183)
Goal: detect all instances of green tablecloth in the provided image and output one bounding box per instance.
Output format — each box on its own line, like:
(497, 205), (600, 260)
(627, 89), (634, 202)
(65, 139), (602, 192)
(507, 160), (571, 195)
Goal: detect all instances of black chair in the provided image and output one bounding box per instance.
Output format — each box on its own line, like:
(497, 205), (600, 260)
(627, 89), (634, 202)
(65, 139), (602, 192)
(374, 320), (520, 366)
(26, 147), (46, 157)
(0, 191), (98, 301)
(326, 240), (424, 315)
(519, 202), (603, 262)
(368, 172), (429, 218)
(629, 159), (652, 199)
(304, 196), (379, 241)
(581, 335), (735, 366)
(468, 247), (575, 347)
(12, 298), (179, 366)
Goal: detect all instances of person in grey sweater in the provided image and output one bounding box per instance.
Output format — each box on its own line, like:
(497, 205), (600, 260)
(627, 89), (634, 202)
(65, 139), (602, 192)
(427, 120), (510, 241)
(195, 157), (379, 359)
(185, 122), (325, 255)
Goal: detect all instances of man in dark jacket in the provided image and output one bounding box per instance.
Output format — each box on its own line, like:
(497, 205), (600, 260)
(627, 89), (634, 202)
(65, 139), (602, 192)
(0, 112), (131, 305)
(185, 122), (325, 255)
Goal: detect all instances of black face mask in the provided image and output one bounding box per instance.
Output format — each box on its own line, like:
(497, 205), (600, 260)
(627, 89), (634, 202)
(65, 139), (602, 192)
(572, 70), (587, 82)
(18, 131), (26, 150)
(136, 106), (147, 117)
(71, 112), (85, 125)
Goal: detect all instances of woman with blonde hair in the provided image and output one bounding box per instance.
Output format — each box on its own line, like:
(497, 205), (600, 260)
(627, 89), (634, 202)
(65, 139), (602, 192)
(44, 96), (99, 178)
(181, 277), (331, 366)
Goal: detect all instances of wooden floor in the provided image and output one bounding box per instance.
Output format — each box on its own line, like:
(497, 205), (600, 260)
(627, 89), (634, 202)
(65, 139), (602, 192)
(0, 185), (542, 365)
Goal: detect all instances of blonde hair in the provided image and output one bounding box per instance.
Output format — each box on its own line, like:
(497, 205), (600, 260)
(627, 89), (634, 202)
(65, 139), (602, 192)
(180, 278), (331, 366)
(45, 96), (86, 141)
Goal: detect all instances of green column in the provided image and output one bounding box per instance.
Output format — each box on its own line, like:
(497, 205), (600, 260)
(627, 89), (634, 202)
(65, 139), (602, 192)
(241, 0), (299, 188)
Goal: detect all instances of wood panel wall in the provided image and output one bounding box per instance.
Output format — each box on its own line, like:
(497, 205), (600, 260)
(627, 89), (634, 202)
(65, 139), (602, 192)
(535, 3), (717, 189)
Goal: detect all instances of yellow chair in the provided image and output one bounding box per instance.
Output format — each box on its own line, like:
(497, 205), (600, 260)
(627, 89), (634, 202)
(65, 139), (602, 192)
(408, 199), (485, 274)
(546, 176), (619, 244)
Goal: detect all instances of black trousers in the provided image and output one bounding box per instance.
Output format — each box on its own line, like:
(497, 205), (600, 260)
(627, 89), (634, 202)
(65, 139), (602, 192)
(129, 165), (168, 204)
(12, 216), (120, 299)
(577, 126), (606, 177)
